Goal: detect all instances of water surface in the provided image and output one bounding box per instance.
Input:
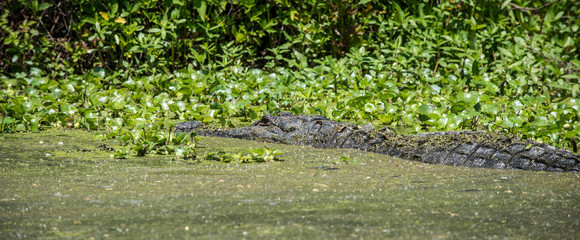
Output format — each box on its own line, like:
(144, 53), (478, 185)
(1, 129), (578, 239)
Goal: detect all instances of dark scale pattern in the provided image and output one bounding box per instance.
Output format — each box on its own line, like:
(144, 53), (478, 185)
(175, 112), (580, 173)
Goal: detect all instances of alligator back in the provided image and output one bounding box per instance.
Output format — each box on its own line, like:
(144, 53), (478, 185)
(175, 112), (579, 173)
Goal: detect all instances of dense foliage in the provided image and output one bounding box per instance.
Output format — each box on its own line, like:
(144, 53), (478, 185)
(1, 0), (579, 156)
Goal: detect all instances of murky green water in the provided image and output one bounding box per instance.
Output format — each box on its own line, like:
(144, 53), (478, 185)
(1, 129), (578, 239)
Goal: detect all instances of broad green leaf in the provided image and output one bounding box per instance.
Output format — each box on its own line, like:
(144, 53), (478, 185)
(417, 104), (433, 116)
(364, 103), (376, 113)
(532, 116), (549, 127)
(481, 103), (500, 115)
(402, 113), (415, 124)
(194, 0), (207, 21)
(457, 92), (480, 106)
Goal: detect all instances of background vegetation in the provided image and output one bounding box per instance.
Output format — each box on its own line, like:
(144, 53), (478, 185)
(1, 0), (579, 156)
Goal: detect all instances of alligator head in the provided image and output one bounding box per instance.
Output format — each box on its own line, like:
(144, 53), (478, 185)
(175, 112), (382, 148)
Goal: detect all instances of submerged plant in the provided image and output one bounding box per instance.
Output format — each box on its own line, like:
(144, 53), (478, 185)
(202, 147), (284, 163)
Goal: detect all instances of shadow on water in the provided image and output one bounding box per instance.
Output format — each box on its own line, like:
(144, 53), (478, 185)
(0, 129), (578, 239)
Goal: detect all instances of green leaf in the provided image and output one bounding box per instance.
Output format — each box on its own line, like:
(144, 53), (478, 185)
(532, 116), (549, 127)
(481, 103), (500, 115)
(562, 36), (574, 48)
(148, 28), (161, 33)
(511, 100), (524, 112)
(402, 113), (415, 124)
(194, 0), (207, 22)
(562, 75), (579, 79)
(38, 2), (53, 11)
(364, 103), (376, 113)
(430, 84), (441, 94)
(565, 129), (579, 138)
(393, 3), (406, 27)
(471, 59), (480, 76)
(457, 92), (480, 106)
(61, 103), (77, 115)
(498, 47), (513, 59)
(417, 104), (433, 116)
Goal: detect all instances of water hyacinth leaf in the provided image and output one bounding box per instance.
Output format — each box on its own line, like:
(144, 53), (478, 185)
(111, 97), (126, 110)
(15, 123), (26, 132)
(61, 103), (77, 115)
(207, 109), (220, 118)
(268, 100), (280, 111)
(84, 111), (98, 121)
(106, 118), (124, 131)
(481, 103), (501, 115)
(1, 117), (17, 125)
(83, 115), (99, 130)
(177, 87), (193, 99)
(457, 92), (480, 106)
(511, 100), (524, 112)
(532, 116), (550, 127)
(451, 105), (466, 114)
(402, 113), (415, 124)
(171, 101), (186, 112)
(123, 78), (136, 88)
(210, 102), (222, 110)
(235, 100), (251, 109)
(565, 129), (579, 138)
(444, 114), (462, 130)
(417, 104), (433, 116)
(436, 116), (448, 129)
(430, 84), (441, 94)
(27, 116), (40, 132)
(65, 83), (76, 92)
(384, 104), (398, 114)
(173, 147), (187, 158)
(364, 103), (376, 113)
(508, 114), (526, 128)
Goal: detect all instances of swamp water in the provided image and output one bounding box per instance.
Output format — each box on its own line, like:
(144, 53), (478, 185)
(0, 129), (578, 239)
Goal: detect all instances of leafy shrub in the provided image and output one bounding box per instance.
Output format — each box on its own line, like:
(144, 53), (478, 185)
(1, 0), (579, 153)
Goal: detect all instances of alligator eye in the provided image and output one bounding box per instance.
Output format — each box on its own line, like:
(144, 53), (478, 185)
(258, 119), (270, 126)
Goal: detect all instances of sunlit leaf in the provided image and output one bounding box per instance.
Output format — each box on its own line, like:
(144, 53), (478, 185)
(99, 12), (109, 21)
(114, 18), (127, 24)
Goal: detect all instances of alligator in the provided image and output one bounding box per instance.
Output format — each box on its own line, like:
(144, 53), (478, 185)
(175, 112), (580, 173)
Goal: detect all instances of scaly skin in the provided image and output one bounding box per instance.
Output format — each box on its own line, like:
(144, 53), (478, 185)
(175, 112), (580, 172)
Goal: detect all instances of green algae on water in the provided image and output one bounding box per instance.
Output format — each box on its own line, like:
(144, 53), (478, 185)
(0, 129), (578, 239)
